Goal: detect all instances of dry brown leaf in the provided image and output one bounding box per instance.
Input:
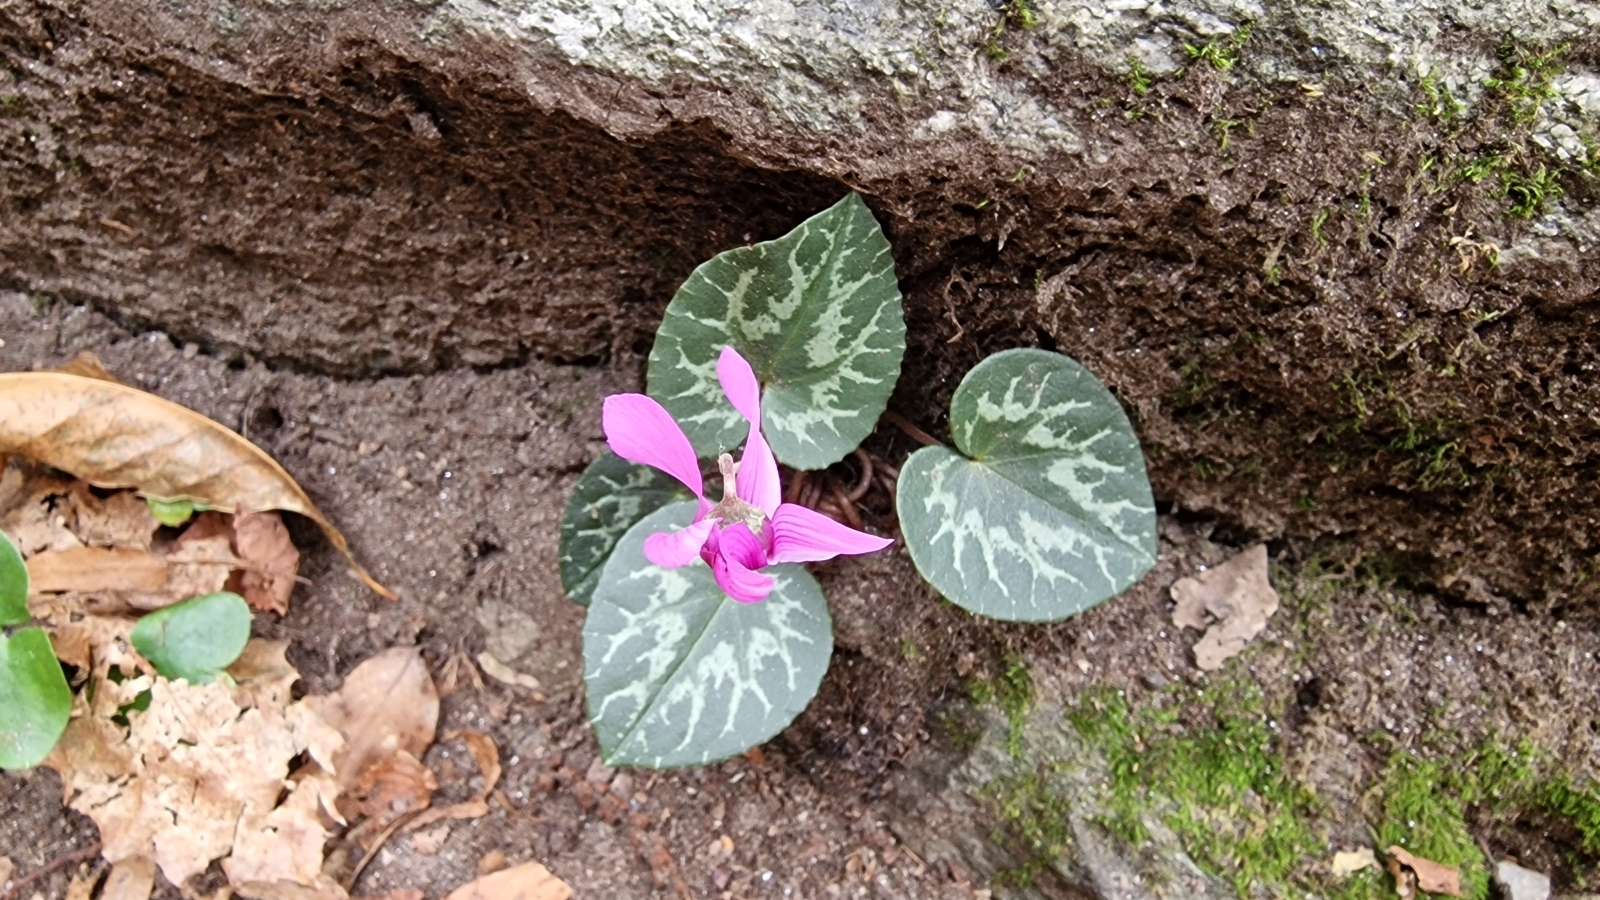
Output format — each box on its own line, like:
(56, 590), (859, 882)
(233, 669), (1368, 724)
(65, 866), (105, 900)
(27, 546), (170, 593)
(67, 482), (159, 551)
(408, 825), (451, 855)
(0, 371), (392, 598)
(233, 878), (350, 900)
(0, 471), (85, 555)
(47, 649), (345, 888)
(1388, 847), (1463, 897)
(358, 891), (424, 900)
(1171, 544), (1280, 670)
(1333, 847), (1379, 877)
(404, 731), (501, 831)
(128, 535), (237, 610)
(51, 351), (123, 384)
(0, 855), (15, 886)
(232, 512), (301, 614)
(224, 772), (345, 889)
(475, 852), (508, 876)
(308, 647), (439, 792)
(444, 862), (572, 900)
(102, 856), (157, 900)
(345, 751), (437, 829)
(476, 653), (540, 690)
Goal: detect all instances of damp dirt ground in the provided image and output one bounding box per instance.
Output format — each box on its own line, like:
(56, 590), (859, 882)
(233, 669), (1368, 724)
(2, 296), (1598, 900)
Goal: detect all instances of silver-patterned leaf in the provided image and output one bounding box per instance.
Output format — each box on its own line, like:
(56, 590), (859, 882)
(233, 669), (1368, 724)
(560, 452), (694, 607)
(897, 349), (1156, 622)
(646, 193), (905, 470)
(584, 501), (832, 768)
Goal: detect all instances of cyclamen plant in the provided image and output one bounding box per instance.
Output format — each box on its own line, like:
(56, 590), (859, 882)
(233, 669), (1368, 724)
(603, 347), (893, 602)
(561, 192), (1157, 769)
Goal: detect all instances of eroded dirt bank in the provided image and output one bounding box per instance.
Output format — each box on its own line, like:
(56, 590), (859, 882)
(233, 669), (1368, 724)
(0, 0), (1597, 671)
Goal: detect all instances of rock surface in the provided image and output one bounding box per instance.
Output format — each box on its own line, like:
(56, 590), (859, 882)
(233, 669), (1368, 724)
(1, 0), (1597, 607)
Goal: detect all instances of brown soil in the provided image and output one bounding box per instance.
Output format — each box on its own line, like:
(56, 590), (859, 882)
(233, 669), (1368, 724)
(4, 297), (1598, 900)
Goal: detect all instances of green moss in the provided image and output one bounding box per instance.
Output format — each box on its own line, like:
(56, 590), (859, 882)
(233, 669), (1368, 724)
(1532, 776), (1600, 854)
(1483, 38), (1568, 126)
(1183, 23), (1251, 71)
(1374, 755), (1490, 899)
(968, 652), (1035, 757)
(984, 765), (1077, 887)
(1125, 57), (1154, 96)
(1070, 681), (1325, 897)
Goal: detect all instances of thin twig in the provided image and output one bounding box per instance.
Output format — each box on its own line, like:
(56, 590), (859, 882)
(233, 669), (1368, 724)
(846, 449), (874, 502)
(883, 411), (941, 448)
(342, 809), (421, 891)
(1, 843), (102, 900)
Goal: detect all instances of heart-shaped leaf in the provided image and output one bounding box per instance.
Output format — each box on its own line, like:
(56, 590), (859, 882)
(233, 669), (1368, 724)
(647, 192), (905, 470)
(130, 591), (252, 683)
(0, 530), (26, 626)
(584, 501), (832, 768)
(896, 348), (1157, 622)
(559, 452), (694, 607)
(0, 626), (71, 769)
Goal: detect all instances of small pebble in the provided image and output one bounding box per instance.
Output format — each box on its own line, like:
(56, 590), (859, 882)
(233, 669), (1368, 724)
(1142, 671), (1168, 690)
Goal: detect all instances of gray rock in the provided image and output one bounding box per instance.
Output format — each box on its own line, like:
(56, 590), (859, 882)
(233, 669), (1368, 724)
(1496, 861), (1552, 900)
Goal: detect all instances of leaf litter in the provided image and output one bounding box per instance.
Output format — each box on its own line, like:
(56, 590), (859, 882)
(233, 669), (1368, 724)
(0, 357), (569, 899)
(1171, 543), (1280, 670)
(1388, 846), (1464, 898)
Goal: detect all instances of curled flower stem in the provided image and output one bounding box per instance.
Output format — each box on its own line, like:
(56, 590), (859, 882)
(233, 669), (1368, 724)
(847, 448), (875, 502)
(831, 482), (865, 530)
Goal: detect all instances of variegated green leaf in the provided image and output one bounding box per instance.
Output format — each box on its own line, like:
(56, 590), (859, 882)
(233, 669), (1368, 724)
(897, 349), (1156, 622)
(1, 627), (71, 769)
(560, 452), (694, 607)
(584, 501), (832, 768)
(647, 193), (905, 470)
(0, 530), (26, 626)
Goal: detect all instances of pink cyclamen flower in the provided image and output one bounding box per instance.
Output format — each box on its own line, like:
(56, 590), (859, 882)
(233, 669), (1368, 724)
(602, 346), (894, 603)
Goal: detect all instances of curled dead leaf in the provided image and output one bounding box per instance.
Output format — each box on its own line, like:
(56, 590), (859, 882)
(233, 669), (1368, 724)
(27, 547), (169, 593)
(1171, 544), (1280, 670)
(0, 371), (391, 598)
(403, 731), (502, 832)
(1388, 846), (1463, 898)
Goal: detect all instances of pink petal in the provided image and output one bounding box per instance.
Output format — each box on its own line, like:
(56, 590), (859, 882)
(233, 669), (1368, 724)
(767, 503), (895, 565)
(716, 345), (762, 423)
(643, 518), (716, 568)
(603, 393), (704, 499)
(712, 534), (775, 603)
(716, 522), (769, 569)
(735, 423), (782, 517)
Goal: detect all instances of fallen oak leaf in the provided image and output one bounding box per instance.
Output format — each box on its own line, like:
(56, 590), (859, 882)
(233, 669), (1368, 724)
(444, 861), (571, 900)
(0, 372), (392, 599)
(1171, 544), (1279, 671)
(1388, 846), (1463, 898)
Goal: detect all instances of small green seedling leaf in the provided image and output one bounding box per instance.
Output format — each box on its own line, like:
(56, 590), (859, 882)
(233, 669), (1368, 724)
(897, 348), (1157, 622)
(559, 451), (694, 607)
(0, 530), (27, 626)
(647, 192), (906, 470)
(0, 627), (71, 769)
(584, 501), (832, 768)
(130, 592), (251, 683)
(146, 497), (199, 527)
